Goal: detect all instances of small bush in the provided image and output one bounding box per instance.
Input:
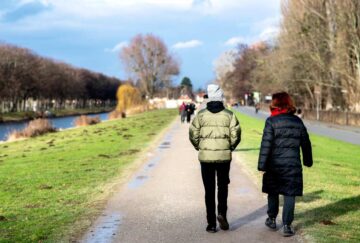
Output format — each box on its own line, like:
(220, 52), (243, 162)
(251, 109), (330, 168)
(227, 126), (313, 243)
(7, 119), (56, 140)
(74, 115), (101, 127)
(108, 110), (126, 120)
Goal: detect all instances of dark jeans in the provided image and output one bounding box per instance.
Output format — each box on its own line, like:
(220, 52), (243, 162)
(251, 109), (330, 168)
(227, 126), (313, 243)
(200, 162), (231, 225)
(267, 194), (296, 225)
(186, 112), (191, 123)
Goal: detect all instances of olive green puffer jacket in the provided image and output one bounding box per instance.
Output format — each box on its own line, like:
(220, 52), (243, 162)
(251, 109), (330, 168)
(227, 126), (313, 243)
(189, 105), (241, 162)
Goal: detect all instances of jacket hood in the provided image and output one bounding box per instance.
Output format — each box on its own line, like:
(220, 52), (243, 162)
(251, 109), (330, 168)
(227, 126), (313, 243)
(207, 101), (225, 113)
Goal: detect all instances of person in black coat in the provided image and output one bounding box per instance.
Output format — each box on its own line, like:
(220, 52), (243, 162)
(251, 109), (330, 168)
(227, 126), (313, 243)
(258, 92), (313, 237)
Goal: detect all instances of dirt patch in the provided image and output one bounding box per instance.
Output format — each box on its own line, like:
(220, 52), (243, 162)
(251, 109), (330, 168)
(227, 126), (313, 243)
(24, 204), (42, 209)
(39, 184), (53, 190)
(0, 215), (7, 221)
(119, 149), (140, 156)
(320, 220), (336, 225)
(98, 154), (111, 158)
(123, 134), (133, 139)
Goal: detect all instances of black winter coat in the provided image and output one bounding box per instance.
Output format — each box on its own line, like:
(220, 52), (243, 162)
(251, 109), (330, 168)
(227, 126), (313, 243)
(258, 114), (313, 196)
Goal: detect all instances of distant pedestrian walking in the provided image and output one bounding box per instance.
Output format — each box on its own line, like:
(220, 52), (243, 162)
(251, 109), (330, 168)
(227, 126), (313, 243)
(189, 84), (241, 233)
(255, 103), (260, 114)
(179, 102), (186, 123)
(296, 108), (303, 119)
(258, 92), (313, 237)
(198, 94), (209, 111)
(186, 102), (196, 123)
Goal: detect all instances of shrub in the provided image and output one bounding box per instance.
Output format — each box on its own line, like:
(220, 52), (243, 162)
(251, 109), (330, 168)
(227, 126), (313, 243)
(108, 110), (126, 120)
(116, 84), (142, 114)
(74, 115), (101, 127)
(7, 119), (56, 140)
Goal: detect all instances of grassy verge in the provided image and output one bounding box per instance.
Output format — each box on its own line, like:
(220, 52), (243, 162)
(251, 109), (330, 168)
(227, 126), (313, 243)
(0, 109), (177, 242)
(234, 111), (360, 243)
(0, 107), (115, 123)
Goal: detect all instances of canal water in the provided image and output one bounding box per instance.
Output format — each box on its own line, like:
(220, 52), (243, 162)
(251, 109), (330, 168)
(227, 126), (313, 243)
(0, 112), (109, 141)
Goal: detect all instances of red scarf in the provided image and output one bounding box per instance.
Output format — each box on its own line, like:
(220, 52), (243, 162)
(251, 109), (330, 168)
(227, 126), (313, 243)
(271, 108), (289, 117)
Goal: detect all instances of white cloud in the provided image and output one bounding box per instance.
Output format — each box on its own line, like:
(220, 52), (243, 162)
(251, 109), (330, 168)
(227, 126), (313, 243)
(259, 26), (280, 41)
(225, 36), (245, 46)
(225, 15), (281, 46)
(105, 41), (128, 53)
(172, 40), (203, 49)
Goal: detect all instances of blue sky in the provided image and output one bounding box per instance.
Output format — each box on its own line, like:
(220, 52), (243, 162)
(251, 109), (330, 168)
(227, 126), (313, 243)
(0, 0), (281, 89)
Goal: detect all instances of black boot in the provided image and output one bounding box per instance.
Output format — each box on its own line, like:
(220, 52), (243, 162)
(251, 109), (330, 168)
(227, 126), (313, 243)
(206, 224), (217, 233)
(265, 217), (276, 230)
(217, 214), (229, 230)
(282, 225), (295, 237)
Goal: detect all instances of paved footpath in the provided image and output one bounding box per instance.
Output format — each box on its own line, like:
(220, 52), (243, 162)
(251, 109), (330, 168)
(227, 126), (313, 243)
(80, 120), (303, 243)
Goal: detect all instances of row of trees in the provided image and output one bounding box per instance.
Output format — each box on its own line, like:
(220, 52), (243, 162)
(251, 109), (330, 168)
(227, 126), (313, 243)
(0, 44), (121, 113)
(216, 0), (360, 112)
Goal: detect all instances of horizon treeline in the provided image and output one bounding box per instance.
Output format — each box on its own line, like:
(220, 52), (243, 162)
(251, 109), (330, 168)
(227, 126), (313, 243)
(0, 43), (121, 113)
(216, 0), (360, 112)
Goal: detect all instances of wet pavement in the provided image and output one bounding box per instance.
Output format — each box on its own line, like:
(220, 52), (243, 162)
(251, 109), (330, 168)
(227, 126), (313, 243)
(234, 106), (360, 145)
(80, 120), (302, 243)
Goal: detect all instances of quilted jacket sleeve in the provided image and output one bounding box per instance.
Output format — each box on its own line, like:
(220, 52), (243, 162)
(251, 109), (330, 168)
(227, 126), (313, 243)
(258, 118), (274, 171)
(189, 114), (201, 150)
(300, 124), (313, 167)
(230, 113), (241, 151)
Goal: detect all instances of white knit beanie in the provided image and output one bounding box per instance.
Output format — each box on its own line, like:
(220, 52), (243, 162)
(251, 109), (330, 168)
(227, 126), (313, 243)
(207, 84), (224, 102)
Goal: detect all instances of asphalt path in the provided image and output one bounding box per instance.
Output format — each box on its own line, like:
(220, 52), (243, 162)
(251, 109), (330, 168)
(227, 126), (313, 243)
(234, 106), (360, 146)
(80, 120), (302, 243)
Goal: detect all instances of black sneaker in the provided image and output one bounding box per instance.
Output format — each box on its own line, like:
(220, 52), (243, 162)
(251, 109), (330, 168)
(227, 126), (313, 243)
(206, 224), (217, 233)
(282, 225), (295, 237)
(265, 217), (276, 230)
(217, 214), (229, 230)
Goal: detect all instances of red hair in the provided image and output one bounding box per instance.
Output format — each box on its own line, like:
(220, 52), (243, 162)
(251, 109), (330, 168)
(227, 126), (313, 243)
(270, 92), (296, 114)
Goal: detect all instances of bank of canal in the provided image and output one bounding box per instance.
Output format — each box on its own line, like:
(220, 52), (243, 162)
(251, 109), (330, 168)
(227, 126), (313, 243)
(0, 112), (110, 141)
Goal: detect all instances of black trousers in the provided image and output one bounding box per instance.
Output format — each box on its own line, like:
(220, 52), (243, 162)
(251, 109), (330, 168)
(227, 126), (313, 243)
(186, 112), (191, 123)
(200, 162), (231, 225)
(267, 194), (296, 225)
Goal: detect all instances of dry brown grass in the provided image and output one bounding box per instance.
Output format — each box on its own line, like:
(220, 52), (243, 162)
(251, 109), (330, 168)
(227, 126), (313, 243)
(7, 119), (56, 141)
(108, 110), (126, 120)
(74, 115), (101, 127)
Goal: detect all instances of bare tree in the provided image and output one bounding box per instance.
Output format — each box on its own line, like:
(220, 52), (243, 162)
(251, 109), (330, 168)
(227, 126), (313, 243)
(120, 34), (180, 98)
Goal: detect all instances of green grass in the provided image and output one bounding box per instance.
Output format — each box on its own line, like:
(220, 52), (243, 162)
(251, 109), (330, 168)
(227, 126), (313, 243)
(0, 109), (177, 242)
(234, 111), (360, 243)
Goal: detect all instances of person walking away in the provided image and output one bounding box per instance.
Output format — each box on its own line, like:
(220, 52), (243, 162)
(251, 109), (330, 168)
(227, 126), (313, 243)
(255, 103), (260, 114)
(186, 103), (192, 123)
(258, 92), (313, 237)
(198, 94), (208, 111)
(190, 102), (196, 116)
(189, 84), (241, 233)
(296, 108), (303, 119)
(179, 102), (186, 123)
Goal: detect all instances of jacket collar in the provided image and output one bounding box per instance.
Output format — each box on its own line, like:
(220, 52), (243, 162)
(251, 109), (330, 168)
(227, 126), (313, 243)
(207, 101), (225, 113)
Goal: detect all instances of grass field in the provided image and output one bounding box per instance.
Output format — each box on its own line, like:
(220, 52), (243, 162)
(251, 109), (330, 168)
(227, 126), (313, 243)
(0, 109), (177, 242)
(234, 111), (360, 243)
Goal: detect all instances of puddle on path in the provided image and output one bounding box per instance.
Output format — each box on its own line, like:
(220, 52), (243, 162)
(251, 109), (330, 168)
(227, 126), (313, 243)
(81, 123), (177, 242)
(82, 212), (122, 243)
(127, 156), (161, 189)
(127, 128), (174, 189)
(237, 188), (251, 195)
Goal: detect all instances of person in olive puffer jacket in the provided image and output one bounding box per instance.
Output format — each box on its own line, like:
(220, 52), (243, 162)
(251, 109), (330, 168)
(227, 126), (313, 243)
(189, 84), (241, 233)
(258, 92), (313, 237)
